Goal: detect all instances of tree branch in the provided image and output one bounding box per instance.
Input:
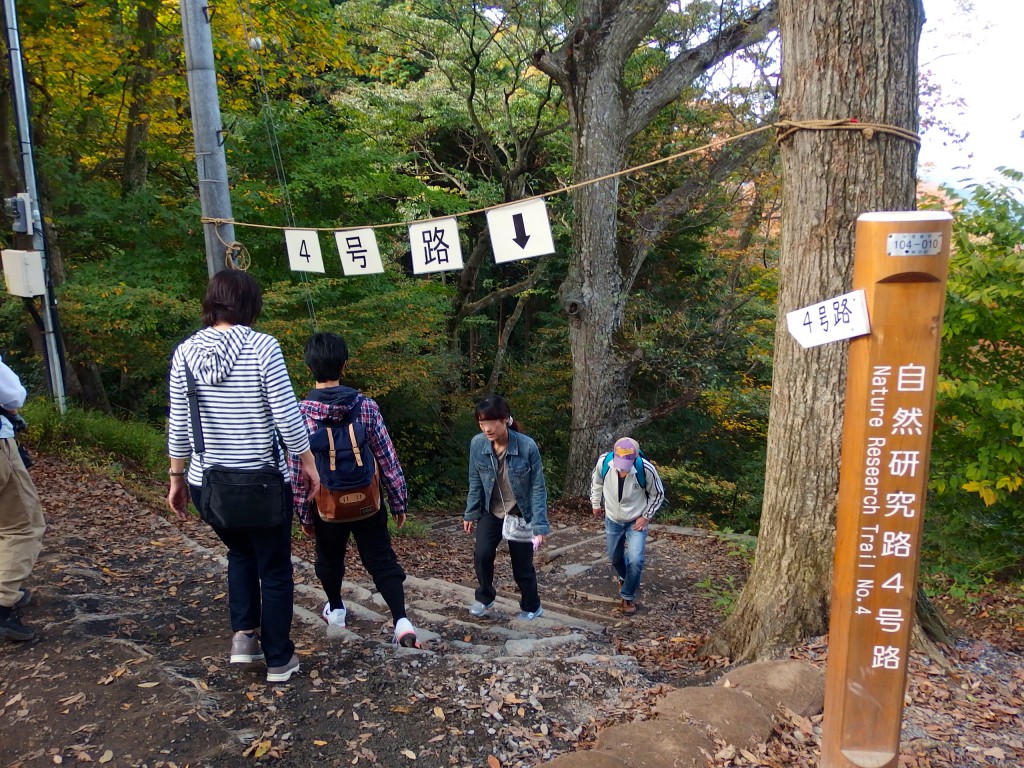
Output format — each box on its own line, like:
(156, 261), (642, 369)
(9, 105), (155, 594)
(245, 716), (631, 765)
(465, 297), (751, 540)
(460, 261), (545, 318)
(626, 2), (778, 140)
(622, 127), (772, 295)
(482, 291), (530, 395)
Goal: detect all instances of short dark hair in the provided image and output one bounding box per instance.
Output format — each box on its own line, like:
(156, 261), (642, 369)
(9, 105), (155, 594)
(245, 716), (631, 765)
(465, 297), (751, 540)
(475, 395), (520, 431)
(304, 332), (349, 382)
(475, 395), (510, 422)
(201, 270), (263, 327)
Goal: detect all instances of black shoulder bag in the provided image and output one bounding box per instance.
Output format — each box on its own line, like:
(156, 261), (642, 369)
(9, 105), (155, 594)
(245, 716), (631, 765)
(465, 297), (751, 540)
(183, 363), (289, 530)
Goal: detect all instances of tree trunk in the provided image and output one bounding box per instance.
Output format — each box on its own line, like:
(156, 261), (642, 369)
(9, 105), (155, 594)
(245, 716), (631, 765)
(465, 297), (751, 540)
(532, 1), (778, 496)
(121, 0), (159, 197)
(560, 60), (633, 495)
(705, 0), (925, 661)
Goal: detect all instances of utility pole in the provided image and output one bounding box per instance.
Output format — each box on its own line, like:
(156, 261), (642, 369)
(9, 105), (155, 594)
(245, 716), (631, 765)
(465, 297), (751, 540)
(180, 0), (236, 277)
(2, 0), (67, 413)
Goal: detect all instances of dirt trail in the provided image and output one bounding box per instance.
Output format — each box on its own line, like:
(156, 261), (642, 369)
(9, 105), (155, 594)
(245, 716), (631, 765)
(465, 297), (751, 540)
(1, 456), (1021, 767)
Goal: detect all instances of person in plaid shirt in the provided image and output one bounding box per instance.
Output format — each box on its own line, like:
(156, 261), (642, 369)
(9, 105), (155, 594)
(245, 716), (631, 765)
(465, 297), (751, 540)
(287, 332), (418, 648)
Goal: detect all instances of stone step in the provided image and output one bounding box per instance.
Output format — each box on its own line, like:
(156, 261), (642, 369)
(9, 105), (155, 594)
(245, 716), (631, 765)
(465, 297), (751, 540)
(403, 574), (609, 633)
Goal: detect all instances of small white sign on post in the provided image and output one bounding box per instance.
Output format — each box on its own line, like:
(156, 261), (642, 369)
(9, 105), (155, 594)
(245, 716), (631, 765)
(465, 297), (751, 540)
(408, 217), (463, 274)
(1, 249), (45, 297)
(486, 198), (556, 263)
(335, 229), (384, 276)
(786, 289), (871, 349)
(886, 231), (943, 257)
(285, 229), (325, 273)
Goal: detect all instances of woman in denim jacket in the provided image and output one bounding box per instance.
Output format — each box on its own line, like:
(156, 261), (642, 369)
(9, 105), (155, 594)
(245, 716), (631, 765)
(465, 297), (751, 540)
(463, 395), (549, 620)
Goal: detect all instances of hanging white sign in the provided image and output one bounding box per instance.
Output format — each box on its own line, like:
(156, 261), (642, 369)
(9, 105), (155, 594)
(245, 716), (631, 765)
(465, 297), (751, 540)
(335, 228), (384, 276)
(285, 229), (325, 273)
(408, 217), (463, 274)
(486, 198), (556, 263)
(786, 289), (871, 349)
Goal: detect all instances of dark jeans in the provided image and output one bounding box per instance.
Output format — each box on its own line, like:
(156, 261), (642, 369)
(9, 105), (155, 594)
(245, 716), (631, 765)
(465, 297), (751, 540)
(190, 485), (295, 667)
(473, 511), (540, 612)
(313, 506), (407, 622)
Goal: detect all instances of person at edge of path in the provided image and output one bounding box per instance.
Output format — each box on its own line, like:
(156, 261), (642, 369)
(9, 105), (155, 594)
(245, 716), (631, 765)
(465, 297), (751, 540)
(166, 270), (320, 683)
(0, 354), (45, 642)
(288, 332), (420, 648)
(463, 395), (550, 620)
(590, 437), (665, 616)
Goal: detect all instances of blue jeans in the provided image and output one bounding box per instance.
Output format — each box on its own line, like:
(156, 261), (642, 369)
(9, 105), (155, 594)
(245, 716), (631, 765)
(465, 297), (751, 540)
(605, 517), (648, 601)
(190, 485), (295, 667)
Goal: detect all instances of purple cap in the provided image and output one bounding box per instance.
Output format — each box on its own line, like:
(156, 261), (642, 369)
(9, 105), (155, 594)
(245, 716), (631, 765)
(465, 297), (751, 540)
(612, 437), (640, 471)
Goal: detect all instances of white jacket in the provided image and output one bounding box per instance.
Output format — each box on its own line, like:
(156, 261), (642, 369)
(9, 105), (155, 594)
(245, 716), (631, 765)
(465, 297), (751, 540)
(589, 454), (665, 524)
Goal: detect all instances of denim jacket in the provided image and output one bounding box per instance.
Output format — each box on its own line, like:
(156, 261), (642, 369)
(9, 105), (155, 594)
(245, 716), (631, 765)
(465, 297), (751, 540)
(464, 430), (550, 535)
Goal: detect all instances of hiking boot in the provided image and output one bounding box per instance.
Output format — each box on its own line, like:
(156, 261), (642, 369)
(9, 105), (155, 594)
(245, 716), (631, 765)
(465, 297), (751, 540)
(517, 606), (544, 621)
(393, 617), (420, 648)
(321, 601), (347, 628)
(468, 600), (494, 617)
(266, 654), (300, 683)
(0, 609), (35, 642)
(229, 631), (264, 663)
(620, 599), (637, 616)
(14, 588), (32, 609)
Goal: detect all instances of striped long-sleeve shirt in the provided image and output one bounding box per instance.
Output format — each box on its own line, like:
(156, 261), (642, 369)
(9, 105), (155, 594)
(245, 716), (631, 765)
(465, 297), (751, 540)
(167, 325), (310, 487)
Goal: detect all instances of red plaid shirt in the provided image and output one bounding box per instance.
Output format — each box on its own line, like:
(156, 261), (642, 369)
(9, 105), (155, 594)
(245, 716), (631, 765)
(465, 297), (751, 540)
(288, 395), (408, 524)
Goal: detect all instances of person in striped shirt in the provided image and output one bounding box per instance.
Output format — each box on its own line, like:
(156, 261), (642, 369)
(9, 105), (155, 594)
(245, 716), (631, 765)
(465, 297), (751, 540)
(166, 270), (319, 683)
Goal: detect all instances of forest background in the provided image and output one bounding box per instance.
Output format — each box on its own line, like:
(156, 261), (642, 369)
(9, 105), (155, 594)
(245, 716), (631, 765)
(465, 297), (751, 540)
(0, 0), (1021, 599)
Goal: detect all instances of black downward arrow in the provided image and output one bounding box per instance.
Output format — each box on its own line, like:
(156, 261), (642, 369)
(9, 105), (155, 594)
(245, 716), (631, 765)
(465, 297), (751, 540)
(512, 213), (531, 249)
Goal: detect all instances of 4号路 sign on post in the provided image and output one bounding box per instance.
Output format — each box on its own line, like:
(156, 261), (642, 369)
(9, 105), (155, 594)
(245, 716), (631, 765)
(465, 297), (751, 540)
(821, 211), (952, 768)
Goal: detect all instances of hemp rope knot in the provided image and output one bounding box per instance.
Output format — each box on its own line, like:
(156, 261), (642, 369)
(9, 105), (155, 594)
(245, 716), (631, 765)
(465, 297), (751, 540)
(775, 118), (919, 146)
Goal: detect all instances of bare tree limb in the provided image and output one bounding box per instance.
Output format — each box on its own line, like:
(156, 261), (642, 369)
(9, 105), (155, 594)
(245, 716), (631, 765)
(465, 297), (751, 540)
(626, 2), (779, 140)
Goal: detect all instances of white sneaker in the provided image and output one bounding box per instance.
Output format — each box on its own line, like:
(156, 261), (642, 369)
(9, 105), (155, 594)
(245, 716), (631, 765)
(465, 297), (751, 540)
(393, 617), (420, 648)
(321, 601), (347, 627)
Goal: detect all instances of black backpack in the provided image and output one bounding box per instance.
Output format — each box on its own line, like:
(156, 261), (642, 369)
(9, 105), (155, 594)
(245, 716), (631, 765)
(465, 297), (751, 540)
(308, 398), (380, 522)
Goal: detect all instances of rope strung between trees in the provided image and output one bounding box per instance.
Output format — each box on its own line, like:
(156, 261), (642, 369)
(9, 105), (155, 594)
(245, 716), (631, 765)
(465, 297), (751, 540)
(202, 118), (920, 236)
(774, 117), (921, 146)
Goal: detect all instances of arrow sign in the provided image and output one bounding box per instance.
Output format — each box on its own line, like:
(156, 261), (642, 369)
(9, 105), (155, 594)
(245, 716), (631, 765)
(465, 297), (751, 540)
(786, 289), (870, 349)
(487, 198), (555, 263)
(511, 213), (530, 248)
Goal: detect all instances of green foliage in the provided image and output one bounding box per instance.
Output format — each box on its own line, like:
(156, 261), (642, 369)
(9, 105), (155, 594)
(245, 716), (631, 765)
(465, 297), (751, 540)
(389, 514), (429, 538)
(258, 277), (456, 396)
(922, 170), (1024, 573)
(57, 278), (197, 416)
(694, 574), (740, 615)
(20, 399), (168, 477)
(656, 463), (758, 532)
(932, 182), (1024, 503)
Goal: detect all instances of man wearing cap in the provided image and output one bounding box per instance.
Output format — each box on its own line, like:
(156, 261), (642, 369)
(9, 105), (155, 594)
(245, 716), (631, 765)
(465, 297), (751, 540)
(590, 437), (665, 616)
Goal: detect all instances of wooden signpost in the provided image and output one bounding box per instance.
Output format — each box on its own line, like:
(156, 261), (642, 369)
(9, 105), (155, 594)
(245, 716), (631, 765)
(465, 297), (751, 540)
(821, 211), (953, 768)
